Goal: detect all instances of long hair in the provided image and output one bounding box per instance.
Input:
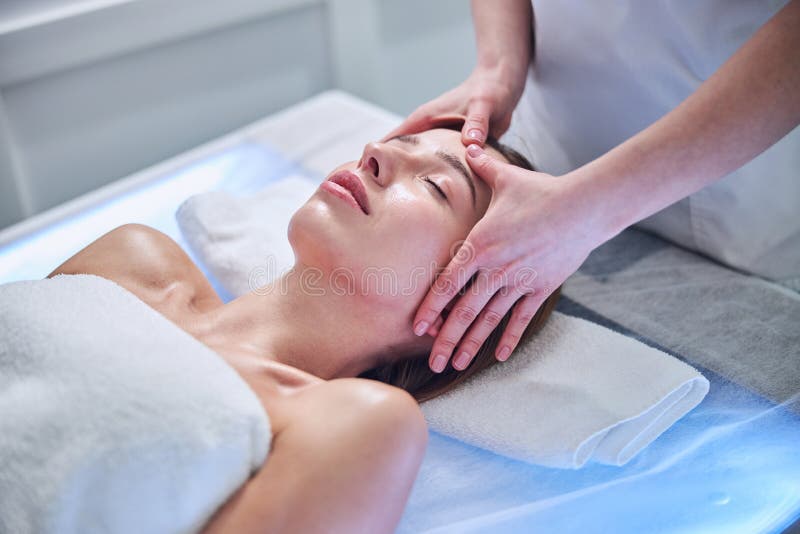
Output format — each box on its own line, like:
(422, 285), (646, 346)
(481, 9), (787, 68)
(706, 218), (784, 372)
(359, 135), (561, 402)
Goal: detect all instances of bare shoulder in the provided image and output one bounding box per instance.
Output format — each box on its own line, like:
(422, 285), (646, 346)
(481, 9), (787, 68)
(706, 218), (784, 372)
(203, 377), (427, 533)
(278, 377), (427, 440)
(47, 223), (220, 311)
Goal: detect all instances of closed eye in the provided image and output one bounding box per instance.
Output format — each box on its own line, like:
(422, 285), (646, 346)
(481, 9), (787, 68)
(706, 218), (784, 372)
(423, 176), (448, 201)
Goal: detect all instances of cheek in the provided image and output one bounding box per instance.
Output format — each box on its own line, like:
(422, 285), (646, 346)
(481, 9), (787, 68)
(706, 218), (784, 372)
(365, 189), (466, 295)
(289, 185), (473, 310)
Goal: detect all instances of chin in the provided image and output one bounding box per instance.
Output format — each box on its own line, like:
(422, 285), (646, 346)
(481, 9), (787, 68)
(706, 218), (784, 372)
(287, 201), (398, 305)
(287, 198), (357, 273)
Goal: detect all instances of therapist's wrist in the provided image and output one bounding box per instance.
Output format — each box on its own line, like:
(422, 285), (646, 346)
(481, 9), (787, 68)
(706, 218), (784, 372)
(471, 0), (532, 89)
(477, 59), (526, 87)
(559, 167), (635, 250)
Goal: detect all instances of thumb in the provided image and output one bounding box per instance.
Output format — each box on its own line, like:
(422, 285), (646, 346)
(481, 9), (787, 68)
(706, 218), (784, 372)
(462, 99), (492, 145)
(465, 143), (506, 186)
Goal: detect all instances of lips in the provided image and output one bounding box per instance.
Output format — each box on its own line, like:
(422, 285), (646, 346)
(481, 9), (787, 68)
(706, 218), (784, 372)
(326, 170), (370, 214)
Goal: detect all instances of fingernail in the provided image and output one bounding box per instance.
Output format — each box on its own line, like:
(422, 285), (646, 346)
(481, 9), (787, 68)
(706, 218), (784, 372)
(467, 129), (482, 140)
(432, 354), (447, 373)
(467, 144), (483, 157)
(454, 351), (471, 370)
(414, 321), (429, 336)
(497, 346), (511, 361)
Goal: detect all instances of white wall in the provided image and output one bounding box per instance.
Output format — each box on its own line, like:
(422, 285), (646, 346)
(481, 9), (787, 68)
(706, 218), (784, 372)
(0, 0), (476, 230)
(328, 0), (475, 115)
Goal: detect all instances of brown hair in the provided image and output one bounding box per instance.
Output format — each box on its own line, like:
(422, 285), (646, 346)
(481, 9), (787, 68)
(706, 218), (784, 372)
(359, 136), (561, 402)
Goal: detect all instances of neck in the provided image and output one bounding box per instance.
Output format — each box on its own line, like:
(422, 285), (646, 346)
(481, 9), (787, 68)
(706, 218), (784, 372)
(198, 263), (416, 380)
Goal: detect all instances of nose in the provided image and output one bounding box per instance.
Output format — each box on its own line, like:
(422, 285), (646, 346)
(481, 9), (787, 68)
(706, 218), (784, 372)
(359, 142), (388, 187)
(359, 141), (410, 187)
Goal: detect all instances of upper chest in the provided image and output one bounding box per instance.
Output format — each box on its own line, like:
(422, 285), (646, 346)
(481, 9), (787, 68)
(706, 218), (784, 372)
(49, 224), (324, 431)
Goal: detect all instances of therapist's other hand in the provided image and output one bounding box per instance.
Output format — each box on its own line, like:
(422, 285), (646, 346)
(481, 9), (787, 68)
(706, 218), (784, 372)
(415, 145), (606, 373)
(383, 66), (524, 147)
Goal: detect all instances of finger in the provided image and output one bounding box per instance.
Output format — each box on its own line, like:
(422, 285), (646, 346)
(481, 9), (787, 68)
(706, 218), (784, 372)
(426, 295), (458, 336)
(412, 241), (480, 338)
(495, 291), (549, 361)
(465, 144), (508, 187)
(381, 101), (455, 142)
(452, 286), (521, 370)
(382, 114), (434, 142)
(461, 99), (492, 146)
(426, 315), (445, 337)
(428, 269), (507, 372)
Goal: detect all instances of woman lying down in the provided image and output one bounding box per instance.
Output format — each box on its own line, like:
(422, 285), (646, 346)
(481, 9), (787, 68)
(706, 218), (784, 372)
(30, 127), (559, 532)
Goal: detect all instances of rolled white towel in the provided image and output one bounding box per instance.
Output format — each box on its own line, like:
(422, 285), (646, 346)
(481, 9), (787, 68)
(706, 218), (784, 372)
(0, 274), (271, 533)
(176, 175), (317, 298)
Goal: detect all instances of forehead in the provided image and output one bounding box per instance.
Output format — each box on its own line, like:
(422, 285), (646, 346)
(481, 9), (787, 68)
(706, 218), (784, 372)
(416, 128), (508, 163)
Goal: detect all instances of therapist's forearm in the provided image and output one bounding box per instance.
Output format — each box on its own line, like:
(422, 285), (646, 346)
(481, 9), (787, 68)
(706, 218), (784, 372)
(571, 0), (800, 243)
(470, 0), (532, 84)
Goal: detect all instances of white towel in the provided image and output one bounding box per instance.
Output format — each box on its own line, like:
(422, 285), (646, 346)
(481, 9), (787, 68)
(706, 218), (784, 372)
(0, 274), (271, 533)
(176, 179), (709, 469)
(176, 175), (317, 297)
(420, 311), (709, 468)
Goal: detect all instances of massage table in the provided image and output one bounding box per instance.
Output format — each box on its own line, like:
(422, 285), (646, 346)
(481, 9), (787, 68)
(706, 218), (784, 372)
(1, 91), (798, 533)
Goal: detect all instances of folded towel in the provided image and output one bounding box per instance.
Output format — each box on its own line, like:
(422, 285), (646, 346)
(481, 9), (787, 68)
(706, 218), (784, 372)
(0, 274), (271, 533)
(176, 178), (709, 469)
(176, 175), (317, 297)
(420, 311), (709, 468)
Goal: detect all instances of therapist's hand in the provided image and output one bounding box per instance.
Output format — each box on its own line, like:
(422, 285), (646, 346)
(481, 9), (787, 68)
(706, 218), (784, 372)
(415, 144), (609, 373)
(383, 65), (525, 146)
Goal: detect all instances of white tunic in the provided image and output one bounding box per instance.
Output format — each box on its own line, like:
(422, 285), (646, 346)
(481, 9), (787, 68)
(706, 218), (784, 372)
(505, 0), (798, 287)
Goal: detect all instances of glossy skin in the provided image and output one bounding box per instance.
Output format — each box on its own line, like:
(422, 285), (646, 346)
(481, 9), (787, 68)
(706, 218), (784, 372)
(286, 127), (494, 370)
(390, 0), (800, 373)
(46, 128), (508, 533)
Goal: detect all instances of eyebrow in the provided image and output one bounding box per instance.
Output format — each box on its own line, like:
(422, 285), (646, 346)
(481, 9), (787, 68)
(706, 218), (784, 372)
(390, 134), (477, 209)
(392, 134), (419, 145)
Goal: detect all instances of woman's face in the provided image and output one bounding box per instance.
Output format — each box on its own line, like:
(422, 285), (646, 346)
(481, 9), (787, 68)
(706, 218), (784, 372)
(288, 128), (503, 346)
